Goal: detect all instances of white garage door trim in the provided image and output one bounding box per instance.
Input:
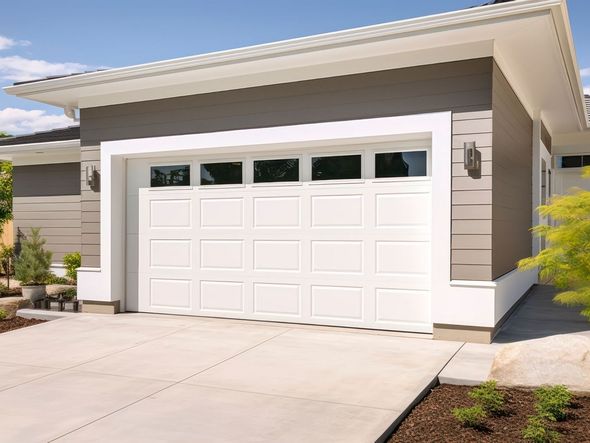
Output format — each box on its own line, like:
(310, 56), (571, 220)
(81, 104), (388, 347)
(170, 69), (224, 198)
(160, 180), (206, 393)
(90, 112), (452, 328)
(135, 142), (433, 332)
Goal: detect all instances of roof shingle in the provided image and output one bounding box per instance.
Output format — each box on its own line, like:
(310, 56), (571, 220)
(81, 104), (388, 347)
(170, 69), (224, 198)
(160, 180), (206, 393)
(0, 126), (79, 146)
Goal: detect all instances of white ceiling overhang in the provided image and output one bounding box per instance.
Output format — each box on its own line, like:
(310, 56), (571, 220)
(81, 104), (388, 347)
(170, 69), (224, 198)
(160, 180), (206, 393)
(3, 0), (587, 133)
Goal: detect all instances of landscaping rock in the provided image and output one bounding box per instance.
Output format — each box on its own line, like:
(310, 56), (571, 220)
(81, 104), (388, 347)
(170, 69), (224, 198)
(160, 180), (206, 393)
(46, 284), (76, 296)
(0, 296), (31, 319)
(490, 334), (590, 393)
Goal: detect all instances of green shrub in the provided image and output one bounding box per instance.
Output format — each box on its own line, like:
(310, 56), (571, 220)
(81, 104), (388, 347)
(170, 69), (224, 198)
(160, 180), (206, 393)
(452, 405), (486, 429)
(523, 415), (560, 443)
(14, 228), (52, 285)
(0, 308), (6, 320)
(61, 287), (77, 301)
(0, 244), (14, 276)
(468, 380), (505, 414)
(0, 281), (7, 295)
(45, 274), (70, 285)
(534, 385), (572, 421)
(62, 252), (81, 282)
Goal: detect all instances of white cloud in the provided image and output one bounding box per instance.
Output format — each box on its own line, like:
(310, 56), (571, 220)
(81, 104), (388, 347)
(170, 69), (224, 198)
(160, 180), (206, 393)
(585, 86), (590, 96)
(0, 108), (74, 135)
(0, 36), (30, 51)
(581, 68), (590, 78)
(0, 55), (91, 82)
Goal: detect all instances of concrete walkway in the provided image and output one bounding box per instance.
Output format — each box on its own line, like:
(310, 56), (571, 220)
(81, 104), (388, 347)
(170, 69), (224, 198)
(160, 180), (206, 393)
(439, 284), (590, 386)
(0, 313), (461, 443)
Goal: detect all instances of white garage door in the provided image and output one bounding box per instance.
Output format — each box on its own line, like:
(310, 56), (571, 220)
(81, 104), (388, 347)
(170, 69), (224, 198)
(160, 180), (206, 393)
(135, 146), (432, 333)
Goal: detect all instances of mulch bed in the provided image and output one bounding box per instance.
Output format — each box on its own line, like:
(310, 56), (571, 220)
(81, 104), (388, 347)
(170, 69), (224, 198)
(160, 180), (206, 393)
(389, 384), (590, 443)
(0, 288), (22, 297)
(0, 317), (46, 334)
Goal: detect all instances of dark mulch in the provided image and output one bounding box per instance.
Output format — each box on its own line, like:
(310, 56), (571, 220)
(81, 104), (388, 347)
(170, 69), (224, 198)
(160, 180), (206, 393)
(389, 384), (590, 443)
(0, 288), (22, 297)
(0, 317), (46, 333)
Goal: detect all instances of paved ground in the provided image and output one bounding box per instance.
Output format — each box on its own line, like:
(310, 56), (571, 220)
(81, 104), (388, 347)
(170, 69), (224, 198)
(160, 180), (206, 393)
(439, 284), (590, 386)
(0, 314), (461, 442)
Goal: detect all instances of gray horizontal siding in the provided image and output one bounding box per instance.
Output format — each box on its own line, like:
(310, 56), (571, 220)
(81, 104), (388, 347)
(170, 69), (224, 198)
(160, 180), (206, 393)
(13, 163), (80, 197)
(81, 146), (100, 267)
(13, 195), (81, 263)
(81, 58), (493, 146)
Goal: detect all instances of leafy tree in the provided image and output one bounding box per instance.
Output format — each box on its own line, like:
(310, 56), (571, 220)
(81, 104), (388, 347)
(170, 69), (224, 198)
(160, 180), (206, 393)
(0, 131), (12, 234)
(14, 228), (52, 285)
(0, 161), (13, 232)
(518, 166), (590, 319)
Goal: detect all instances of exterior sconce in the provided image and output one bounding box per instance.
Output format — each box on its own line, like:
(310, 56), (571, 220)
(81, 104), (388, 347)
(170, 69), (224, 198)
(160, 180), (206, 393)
(464, 141), (481, 171)
(86, 165), (97, 187)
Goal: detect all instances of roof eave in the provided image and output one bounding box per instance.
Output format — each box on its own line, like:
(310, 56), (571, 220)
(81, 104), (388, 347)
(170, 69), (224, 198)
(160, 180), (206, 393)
(3, 0), (563, 99)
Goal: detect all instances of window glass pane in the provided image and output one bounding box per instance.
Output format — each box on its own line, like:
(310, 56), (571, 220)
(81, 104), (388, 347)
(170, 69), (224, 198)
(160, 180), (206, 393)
(150, 165), (190, 187)
(561, 156), (582, 168)
(253, 159), (299, 183)
(583, 156), (590, 167)
(200, 162), (242, 185)
(375, 151), (427, 178)
(311, 154), (361, 181)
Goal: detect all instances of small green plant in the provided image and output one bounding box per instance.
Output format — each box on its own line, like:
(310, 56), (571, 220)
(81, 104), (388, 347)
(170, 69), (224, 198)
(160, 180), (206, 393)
(534, 385), (572, 422)
(45, 274), (70, 285)
(452, 405), (486, 429)
(0, 281), (7, 295)
(61, 287), (77, 301)
(0, 307), (6, 320)
(468, 380), (505, 415)
(0, 243), (14, 289)
(62, 252), (81, 282)
(14, 228), (52, 286)
(523, 415), (560, 443)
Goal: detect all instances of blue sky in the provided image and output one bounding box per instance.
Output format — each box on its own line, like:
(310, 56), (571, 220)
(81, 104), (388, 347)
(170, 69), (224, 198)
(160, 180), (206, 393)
(1, 0), (589, 134)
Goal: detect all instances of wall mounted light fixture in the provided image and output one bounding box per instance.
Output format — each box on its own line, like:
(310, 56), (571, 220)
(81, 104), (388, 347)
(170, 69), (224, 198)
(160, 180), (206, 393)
(463, 141), (481, 171)
(86, 165), (97, 187)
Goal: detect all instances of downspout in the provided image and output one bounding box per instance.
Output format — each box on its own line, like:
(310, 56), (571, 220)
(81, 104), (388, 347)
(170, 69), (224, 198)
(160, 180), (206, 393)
(64, 105), (79, 122)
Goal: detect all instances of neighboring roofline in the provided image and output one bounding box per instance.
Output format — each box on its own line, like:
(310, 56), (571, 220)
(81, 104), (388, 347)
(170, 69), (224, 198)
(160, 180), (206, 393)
(4, 0), (561, 96)
(0, 139), (80, 155)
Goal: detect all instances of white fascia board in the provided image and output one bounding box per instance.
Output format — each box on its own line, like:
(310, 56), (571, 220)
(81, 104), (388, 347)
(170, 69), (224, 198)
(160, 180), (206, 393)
(4, 0), (561, 103)
(0, 139), (80, 160)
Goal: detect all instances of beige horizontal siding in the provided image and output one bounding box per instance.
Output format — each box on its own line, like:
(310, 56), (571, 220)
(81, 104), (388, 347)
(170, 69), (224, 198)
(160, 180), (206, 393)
(451, 110), (494, 280)
(81, 145), (101, 268)
(13, 195), (81, 264)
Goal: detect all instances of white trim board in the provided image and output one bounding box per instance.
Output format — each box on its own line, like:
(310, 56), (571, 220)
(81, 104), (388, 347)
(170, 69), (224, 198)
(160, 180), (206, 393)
(76, 112), (534, 329)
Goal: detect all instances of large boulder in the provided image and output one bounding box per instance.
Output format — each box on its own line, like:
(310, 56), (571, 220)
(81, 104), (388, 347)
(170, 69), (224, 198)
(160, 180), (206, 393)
(490, 334), (590, 393)
(0, 296), (31, 320)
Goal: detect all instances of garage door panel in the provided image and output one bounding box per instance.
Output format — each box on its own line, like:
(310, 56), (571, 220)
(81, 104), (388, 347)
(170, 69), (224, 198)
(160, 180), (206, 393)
(311, 285), (364, 321)
(311, 194), (363, 227)
(200, 197), (244, 228)
(254, 196), (301, 228)
(253, 283), (301, 317)
(150, 239), (193, 269)
(254, 240), (300, 272)
(200, 281), (245, 313)
(311, 241), (363, 274)
(149, 198), (193, 228)
(200, 240), (244, 271)
(149, 278), (192, 310)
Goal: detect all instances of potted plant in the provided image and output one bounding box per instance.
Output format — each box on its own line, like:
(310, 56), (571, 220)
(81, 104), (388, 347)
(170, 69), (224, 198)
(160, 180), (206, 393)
(14, 228), (52, 303)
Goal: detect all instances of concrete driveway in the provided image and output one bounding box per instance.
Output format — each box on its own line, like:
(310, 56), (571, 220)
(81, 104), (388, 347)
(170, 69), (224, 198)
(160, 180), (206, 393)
(0, 314), (461, 442)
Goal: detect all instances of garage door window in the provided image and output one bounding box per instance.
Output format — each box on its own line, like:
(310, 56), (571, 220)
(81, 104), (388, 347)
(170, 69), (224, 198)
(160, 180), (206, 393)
(253, 158), (299, 183)
(150, 165), (190, 187)
(375, 151), (427, 178)
(311, 154), (362, 181)
(200, 162), (243, 185)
